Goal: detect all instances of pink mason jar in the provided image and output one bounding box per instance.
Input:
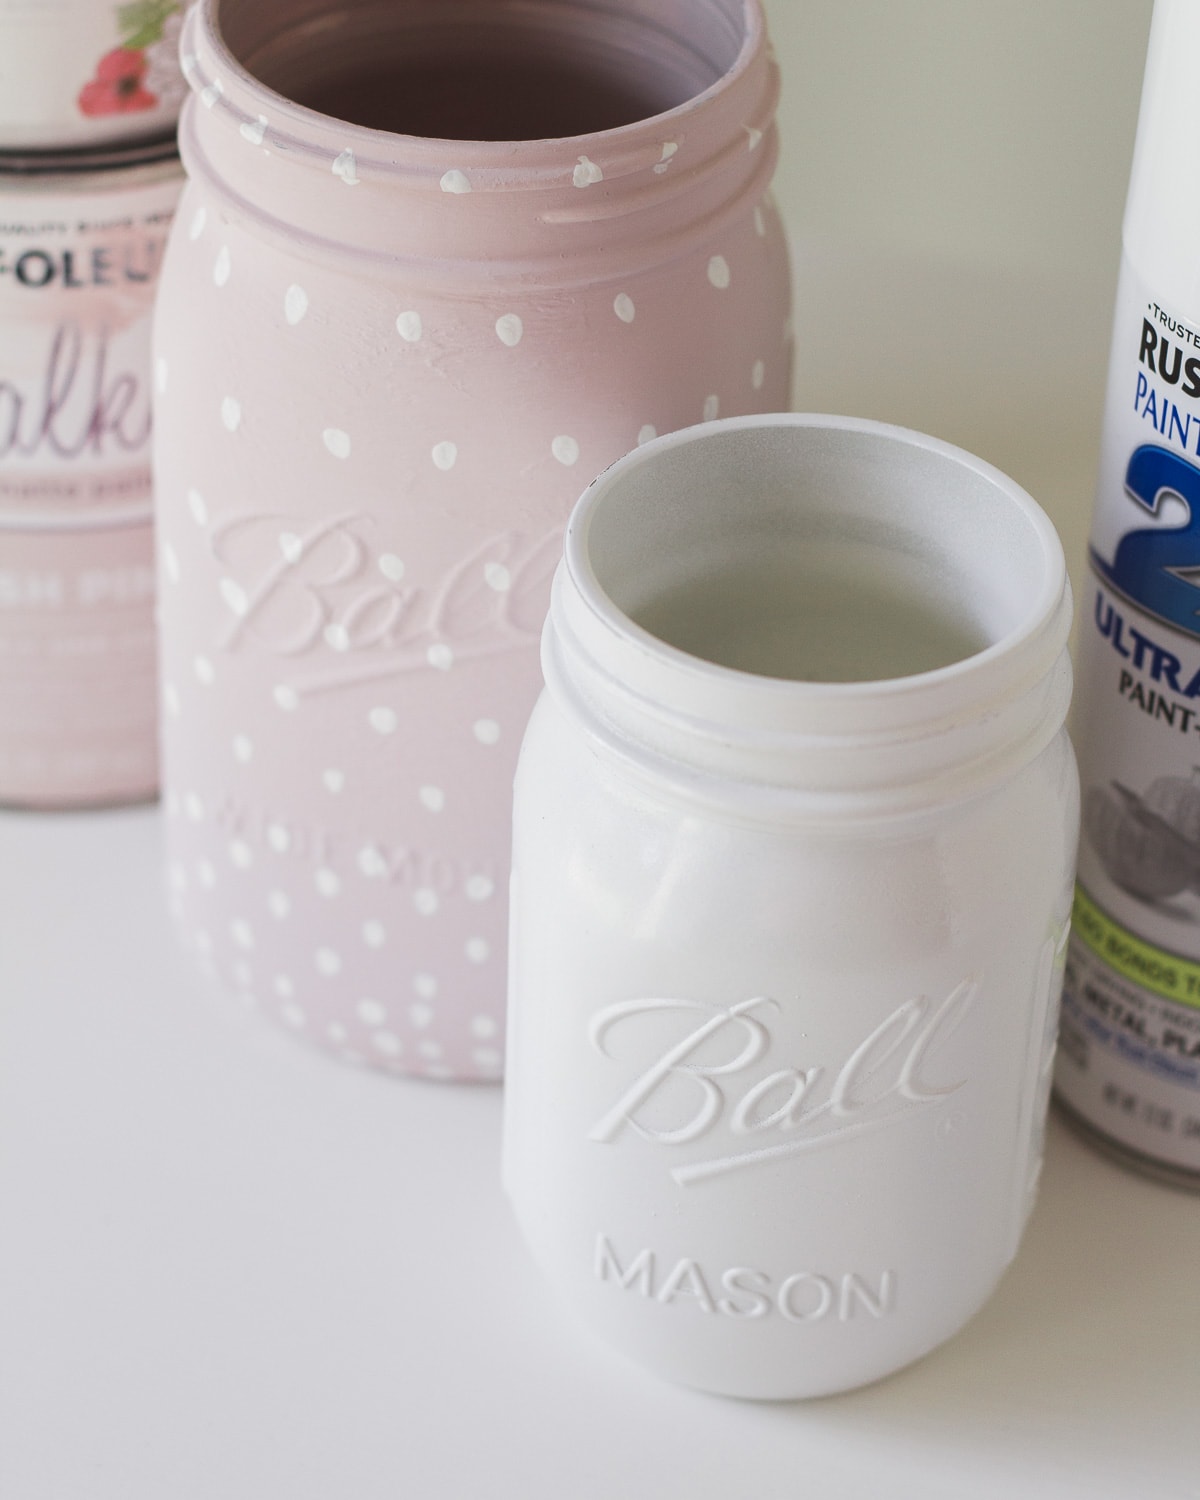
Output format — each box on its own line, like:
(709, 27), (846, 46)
(155, 0), (793, 1080)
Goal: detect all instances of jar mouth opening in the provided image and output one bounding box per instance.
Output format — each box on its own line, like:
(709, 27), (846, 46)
(564, 414), (1069, 705)
(208, 0), (757, 153)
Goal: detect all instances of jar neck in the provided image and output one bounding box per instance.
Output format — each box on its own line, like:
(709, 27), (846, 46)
(179, 0), (778, 278)
(544, 415), (1075, 818)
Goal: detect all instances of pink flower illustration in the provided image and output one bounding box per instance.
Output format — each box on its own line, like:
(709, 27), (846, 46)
(77, 47), (159, 117)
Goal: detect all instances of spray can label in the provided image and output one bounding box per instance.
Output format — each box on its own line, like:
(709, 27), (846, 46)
(1056, 255), (1200, 1177)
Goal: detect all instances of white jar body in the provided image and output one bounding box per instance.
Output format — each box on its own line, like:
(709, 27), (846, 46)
(505, 696), (1079, 1399)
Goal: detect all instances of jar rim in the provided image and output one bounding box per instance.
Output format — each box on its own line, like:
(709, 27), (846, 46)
(190, 0), (765, 182)
(548, 414), (1074, 805)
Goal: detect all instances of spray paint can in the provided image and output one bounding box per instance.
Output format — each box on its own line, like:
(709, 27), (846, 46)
(1056, 0), (1200, 1189)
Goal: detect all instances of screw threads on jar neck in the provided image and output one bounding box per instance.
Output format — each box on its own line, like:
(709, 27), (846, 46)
(545, 414), (1074, 816)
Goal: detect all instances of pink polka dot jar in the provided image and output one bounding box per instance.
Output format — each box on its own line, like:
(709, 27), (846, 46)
(154, 0), (792, 1080)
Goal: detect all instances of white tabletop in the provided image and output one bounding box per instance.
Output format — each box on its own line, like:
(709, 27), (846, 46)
(1, 804), (1197, 1499)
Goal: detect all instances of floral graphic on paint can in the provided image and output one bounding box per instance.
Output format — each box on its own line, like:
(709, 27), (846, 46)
(78, 2), (183, 119)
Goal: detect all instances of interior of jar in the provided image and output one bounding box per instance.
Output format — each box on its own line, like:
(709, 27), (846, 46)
(582, 421), (1054, 685)
(216, 0), (747, 140)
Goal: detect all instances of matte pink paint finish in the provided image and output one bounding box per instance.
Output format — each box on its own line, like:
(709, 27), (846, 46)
(155, 0), (792, 1079)
(0, 147), (181, 807)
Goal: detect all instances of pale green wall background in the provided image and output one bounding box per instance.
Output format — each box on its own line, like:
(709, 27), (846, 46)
(758, 0), (1157, 589)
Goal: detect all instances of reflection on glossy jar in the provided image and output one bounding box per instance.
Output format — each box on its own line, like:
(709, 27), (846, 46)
(0, 0), (186, 152)
(154, 0), (792, 1079)
(504, 416), (1079, 1398)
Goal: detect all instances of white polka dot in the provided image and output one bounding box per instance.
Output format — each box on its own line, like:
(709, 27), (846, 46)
(357, 998), (386, 1026)
(267, 889), (291, 919)
(324, 623), (350, 652)
(326, 1021), (347, 1043)
(184, 792), (204, 822)
(465, 875), (495, 902)
(240, 113), (268, 146)
(413, 974), (438, 1001)
(754, 205), (767, 238)
(362, 919), (386, 948)
(752, 359), (765, 390)
(162, 542), (180, 583)
(413, 887), (440, 916)
(322, 768), (345, 794)
(315, 947), (342, 977)
(418, 1038), (444, 1061)
(279, 532), (302, 564)
(573, 154), (603, 188)
(654, 141), (679, 175)
(188, 205), (207, 240)
(284, 284), (308, 325)
(156, 356), (168, 395)
(281, 1002), (306, 1028)
(707, 254), (731, 290)
(744, 125), (763, 152)
(369, 706), (398, 735)
(418, 785), (445, 813)
(372, 1031), (403, 1056)
(323, 428), (351, 459)
(193, 654), (215, 684)
(220, 577), (248, 616)
(221, 397), (242, 432)
(495, 313), (524, 347)
(200, 78), (223, 109)
(425, 1064), (454, 1080)
(427, 643), (454, 671)
(229, 840), (253, 869)
(274, 974), (295, 998)
(232, 734), (253, 763)
(358, 846), (388, 879)
(440, 169), (472, 194)
(552, 435), (580, 466)
(613, 293), (636, 324)
(315, 867), (341, 898)
(703, 394), (720, 422)
(431, 440), (458, 471)
(274, 684), (299, 712)
(410, 1001), (434, 1028)
(163, 683), (181, 717)
(473, 1047), (503, 1071)
(197, 860), (217, 889)
(379, 553), (405, 582)
(483, 562), (511, 592)
(187, 488), (208, 525)
(266, 823), (290, 854)
(213, 245), (231, 286)
(471, 1014), (499, 1039)
(637, 424), (657, 446)
(231, 919), (254, 950)
(466, 937), (490, 964)
(332, 148), (359, 186)
(396, 310), (422, 342)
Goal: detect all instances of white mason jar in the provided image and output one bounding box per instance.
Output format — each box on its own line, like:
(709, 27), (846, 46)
(504, 414), (1079, 1399)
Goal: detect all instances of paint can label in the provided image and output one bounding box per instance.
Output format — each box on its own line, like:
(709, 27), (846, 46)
(1057, 255), (1200, 1179)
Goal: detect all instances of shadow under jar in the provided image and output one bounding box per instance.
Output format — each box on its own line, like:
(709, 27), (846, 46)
(155, 0), (791, 1079)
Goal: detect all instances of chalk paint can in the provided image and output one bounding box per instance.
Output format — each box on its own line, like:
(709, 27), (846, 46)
(0, 138), (182, 806)
(0, 0), (186, 153)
